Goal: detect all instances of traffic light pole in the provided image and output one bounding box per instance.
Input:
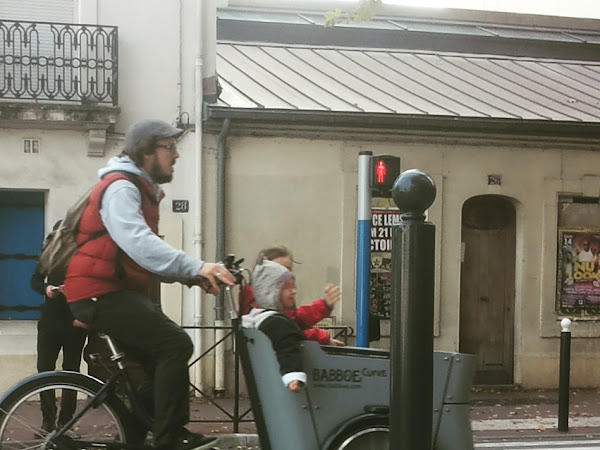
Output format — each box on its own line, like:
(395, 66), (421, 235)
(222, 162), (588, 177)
(355, 151), (372, 348)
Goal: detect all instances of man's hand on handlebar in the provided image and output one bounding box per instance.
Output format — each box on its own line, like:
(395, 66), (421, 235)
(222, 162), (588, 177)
(198, 262), (235, 295)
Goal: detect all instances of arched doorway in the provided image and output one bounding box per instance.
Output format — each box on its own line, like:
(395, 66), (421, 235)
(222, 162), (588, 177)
(459, 195), (516, 384)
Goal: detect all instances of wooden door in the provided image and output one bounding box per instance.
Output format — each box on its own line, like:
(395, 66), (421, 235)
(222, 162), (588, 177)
(460, 195), (516, 384)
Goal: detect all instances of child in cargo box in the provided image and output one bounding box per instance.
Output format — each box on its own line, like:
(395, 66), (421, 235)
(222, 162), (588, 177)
(242, 259), (306, 392)
(239, 246), (344, 346)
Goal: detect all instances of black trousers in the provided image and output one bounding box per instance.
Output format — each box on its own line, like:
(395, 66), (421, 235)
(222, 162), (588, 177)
(36, 321), (87, 426)
(72, 290), (193, 447)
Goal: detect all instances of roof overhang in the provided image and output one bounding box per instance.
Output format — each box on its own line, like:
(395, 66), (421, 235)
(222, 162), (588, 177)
(204, 106), (600, 147)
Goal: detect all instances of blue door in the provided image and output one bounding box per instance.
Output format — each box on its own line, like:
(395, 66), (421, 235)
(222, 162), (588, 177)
(0, 191), (45, 320)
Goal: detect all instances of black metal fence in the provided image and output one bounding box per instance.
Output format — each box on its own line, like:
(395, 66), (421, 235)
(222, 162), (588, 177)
(184, 323), (353, 432)
(0, 20), (118, 105)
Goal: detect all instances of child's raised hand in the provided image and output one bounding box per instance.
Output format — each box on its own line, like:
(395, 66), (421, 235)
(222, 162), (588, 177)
(324, 283), (341, 308)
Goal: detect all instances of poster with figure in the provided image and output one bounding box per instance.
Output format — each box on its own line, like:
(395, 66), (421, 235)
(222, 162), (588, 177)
(370, 208), (400, 319)
(557, 229), (600, 315)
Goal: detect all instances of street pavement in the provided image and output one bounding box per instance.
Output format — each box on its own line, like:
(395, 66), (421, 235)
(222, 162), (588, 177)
(470, 386), (600, 436)
(475, 439), (600, 449)
(469, 386), (600, 449)
(192, 386), (600, 449)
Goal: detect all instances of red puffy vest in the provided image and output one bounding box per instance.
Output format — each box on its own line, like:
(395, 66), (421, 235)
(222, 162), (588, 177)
(64, 171), (160, 303)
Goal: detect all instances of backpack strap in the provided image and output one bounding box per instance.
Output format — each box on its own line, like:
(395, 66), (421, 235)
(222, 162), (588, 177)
(75, 171), (146, 281)
(99, 170), (145, 205)
(78, 171), (144, 247)
(77, 228), (107, 249)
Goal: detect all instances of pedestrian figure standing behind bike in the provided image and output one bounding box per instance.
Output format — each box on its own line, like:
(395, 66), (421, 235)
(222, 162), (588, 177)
(64, 119), (234, 450)
(30, 223), (87, 435)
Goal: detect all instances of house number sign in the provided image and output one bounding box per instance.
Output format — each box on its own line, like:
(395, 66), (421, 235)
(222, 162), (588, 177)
(172, 200), (189, 213)
(487, 175), (502, 185)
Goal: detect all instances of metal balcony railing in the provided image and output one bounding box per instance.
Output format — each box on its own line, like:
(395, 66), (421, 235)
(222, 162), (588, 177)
(0, 20), (118, 105)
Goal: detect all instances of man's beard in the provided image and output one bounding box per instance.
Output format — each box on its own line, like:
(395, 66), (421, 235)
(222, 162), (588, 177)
(149, 159), (173, 184)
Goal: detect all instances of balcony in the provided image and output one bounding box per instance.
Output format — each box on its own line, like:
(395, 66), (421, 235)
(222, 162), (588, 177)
(0, 20), (120, 155)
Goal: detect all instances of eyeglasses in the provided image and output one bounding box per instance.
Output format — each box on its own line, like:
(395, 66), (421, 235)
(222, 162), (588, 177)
(155, 143), (177, 154)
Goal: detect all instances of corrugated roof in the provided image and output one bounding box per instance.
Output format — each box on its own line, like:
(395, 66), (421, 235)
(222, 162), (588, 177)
(214, 42), (600, 123)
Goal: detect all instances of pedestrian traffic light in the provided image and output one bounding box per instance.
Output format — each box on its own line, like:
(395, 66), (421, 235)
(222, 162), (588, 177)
(371, 155), (400, 197)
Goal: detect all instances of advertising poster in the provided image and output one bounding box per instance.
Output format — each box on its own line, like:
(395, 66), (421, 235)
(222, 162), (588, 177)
(370, 208), (400, 319)
(557, 228), (600, 315)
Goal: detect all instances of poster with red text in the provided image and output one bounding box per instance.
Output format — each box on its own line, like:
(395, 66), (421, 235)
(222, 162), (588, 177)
(557, 229), (600, 315)
(370, 209), (400, 319)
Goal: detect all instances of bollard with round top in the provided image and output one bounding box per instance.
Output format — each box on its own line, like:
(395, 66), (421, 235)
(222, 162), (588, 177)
(389, 169), (437, 450)
(392, 169), (437, 221)
(558, 318), (572, 432)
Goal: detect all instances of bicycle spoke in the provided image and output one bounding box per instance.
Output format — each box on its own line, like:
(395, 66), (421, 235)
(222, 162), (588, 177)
(0, 377), (130, 450)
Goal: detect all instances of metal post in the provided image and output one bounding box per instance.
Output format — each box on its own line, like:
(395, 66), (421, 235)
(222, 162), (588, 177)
(389, 169), (437, 450)
(558, 318), (572, 432)
(355, 151), (372, 347)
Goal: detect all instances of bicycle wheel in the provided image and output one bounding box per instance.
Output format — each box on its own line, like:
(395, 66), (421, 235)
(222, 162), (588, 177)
(325, 416), (389, 450)
(0, 370), (135, 449)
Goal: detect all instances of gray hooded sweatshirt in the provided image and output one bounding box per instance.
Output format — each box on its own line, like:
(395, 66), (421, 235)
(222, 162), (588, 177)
(98, 156), (202, 279)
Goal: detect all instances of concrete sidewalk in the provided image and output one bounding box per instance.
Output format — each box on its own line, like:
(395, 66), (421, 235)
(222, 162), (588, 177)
(470, 386), (600, 440)
(191, 387), (600, 449)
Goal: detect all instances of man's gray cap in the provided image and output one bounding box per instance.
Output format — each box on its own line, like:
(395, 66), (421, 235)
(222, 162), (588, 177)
(123, 119), (184, 156)
(252, 259), (293, 311)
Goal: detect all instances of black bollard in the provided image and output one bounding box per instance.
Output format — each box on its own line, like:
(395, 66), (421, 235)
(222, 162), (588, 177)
(389, 169), (437, 450)
(558, 318), (572, 432)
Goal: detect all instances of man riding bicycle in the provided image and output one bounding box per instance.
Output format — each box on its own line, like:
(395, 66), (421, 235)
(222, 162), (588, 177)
(64, 119), (234, 450)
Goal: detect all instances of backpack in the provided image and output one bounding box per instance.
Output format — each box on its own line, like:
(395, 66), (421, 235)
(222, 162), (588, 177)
(37, 171), (141, 277)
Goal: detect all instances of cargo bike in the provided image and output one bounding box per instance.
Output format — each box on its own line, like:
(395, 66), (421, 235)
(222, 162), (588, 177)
(0, 256), (475, 449)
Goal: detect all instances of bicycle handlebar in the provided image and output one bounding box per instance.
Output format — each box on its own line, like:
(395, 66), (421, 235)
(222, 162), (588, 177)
(187, 254), (246, 291)
(220, 254), (246, 285)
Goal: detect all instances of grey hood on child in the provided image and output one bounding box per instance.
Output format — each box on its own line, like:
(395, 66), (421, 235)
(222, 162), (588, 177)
(242, 259), (293, 328)
(253, 259), (293, 310)
(242, 259), (294, 328)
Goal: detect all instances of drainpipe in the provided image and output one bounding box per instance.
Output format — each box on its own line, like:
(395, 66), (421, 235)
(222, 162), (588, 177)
(176, 0), (183, 123)
(193, 0), (205, 394)
(214, 118), (231, 396)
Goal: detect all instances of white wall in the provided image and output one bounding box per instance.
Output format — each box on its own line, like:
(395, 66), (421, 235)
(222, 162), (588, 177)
(216, 132), (600, 389)
(93, 0), (184, 133)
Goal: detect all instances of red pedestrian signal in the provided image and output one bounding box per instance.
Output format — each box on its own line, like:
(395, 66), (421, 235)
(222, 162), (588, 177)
(375, 160), (386, 184)
(371, 155), (400, 197)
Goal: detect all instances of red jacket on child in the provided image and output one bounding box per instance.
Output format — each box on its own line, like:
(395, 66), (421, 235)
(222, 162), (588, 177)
(239, 285), (333, 345)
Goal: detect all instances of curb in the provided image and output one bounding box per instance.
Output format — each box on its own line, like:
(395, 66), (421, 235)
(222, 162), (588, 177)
(213, 434), (261, 449)
(474, 432), (600, 442)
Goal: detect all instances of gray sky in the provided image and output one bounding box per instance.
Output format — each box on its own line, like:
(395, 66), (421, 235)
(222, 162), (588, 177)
(386, 0), (600, 19)
(337, 0), (600, 19)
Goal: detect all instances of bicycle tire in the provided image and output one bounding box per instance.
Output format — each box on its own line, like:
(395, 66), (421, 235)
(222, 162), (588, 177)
(0, 370), (136, 449)
(324, 415), (389, 450)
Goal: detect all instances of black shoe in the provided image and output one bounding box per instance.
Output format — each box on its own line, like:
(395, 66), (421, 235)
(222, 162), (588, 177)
(56, 420), (79, 437)
(33, 420), (56, 438)
(171, 428), (218, 450)
(127, 421), (149, 445)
